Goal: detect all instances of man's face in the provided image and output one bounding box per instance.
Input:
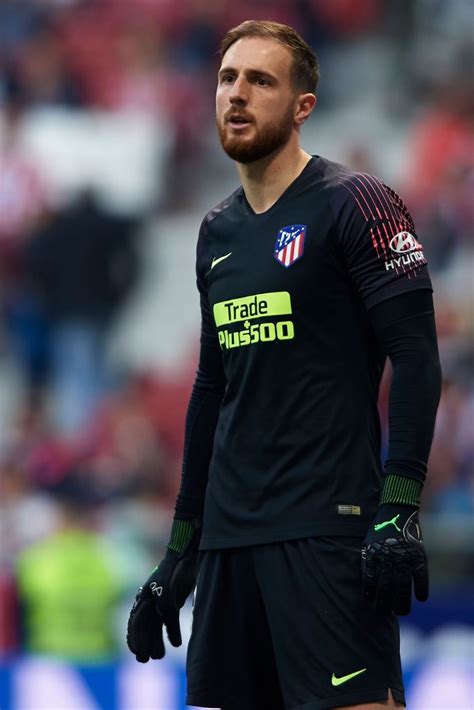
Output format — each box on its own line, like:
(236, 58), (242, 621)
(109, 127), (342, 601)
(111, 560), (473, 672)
(216, 37), (298, 164)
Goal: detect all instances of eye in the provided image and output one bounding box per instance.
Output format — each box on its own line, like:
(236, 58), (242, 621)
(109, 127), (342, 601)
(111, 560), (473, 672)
(221, 73), (235, 84)
(256, 76), (271, 86)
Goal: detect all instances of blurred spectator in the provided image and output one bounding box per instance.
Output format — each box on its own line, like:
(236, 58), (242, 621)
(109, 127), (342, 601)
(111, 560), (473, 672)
(425, 378), (474, 513)
(9, 20), (84, 108)
(403, 72), (474, 221)
(0, 570), (18, 655)
(113, 22), (170, 114)
(307, 0), (383, 39)
(15, 474), (122, 660)
(76, 375), (175, 502)
(0, 395), (69, 569)
(25, 189), (140, 435)
(0, 456), (61, 565)
(0, 1), (45, 55)
(417, 163), (473, 272)
(0, 100), (48, 284)
(171, 0), (223, 72)
(0, 99), (50, 390)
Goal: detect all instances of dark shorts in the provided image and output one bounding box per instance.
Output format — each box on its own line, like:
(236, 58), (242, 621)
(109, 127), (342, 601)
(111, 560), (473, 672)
(186, 537), (405, 710)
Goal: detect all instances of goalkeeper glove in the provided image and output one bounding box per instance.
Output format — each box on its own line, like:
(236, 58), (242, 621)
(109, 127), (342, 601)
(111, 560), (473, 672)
(361, 475), (429, 616)
(127, 519), (200, 662)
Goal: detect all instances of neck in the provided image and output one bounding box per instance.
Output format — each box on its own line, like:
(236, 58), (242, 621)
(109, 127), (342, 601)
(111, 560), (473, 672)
(236, 138), (312, 214)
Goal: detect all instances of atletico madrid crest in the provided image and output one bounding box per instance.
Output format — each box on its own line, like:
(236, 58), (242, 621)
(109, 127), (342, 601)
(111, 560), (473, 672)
(274, 224), (307, 268)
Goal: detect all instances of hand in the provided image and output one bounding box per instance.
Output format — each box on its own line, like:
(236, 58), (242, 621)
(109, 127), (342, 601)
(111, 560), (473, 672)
(127, 547), (198, 662)
(361, 504), (429, 615)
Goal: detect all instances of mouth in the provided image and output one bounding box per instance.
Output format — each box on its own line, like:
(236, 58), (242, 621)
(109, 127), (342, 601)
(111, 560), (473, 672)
(226, 114), (252, 129)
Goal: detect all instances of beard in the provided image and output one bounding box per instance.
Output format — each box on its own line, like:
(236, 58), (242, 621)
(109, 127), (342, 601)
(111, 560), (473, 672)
(217, 104), (295, 164)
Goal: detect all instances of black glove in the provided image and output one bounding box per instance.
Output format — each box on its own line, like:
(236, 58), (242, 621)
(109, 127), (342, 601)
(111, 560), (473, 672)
(361, 503), (429, 616)
(127, 520), (199, 662)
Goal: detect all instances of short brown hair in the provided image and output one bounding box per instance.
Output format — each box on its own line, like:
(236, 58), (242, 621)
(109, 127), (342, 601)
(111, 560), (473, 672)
(220, 20), (319, 94)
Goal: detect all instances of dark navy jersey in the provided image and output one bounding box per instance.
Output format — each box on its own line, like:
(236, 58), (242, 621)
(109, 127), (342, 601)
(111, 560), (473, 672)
(196, 156), (432, 549)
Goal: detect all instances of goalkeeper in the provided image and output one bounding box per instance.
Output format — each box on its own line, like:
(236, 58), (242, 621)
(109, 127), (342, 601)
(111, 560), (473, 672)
(127, 19), (441, 710)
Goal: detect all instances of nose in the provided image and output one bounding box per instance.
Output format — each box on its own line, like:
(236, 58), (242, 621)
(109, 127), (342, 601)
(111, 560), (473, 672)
(229, 76), (248, 105)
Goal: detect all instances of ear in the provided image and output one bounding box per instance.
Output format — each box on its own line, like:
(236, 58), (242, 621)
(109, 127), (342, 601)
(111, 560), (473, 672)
(294, 93), (317, 125)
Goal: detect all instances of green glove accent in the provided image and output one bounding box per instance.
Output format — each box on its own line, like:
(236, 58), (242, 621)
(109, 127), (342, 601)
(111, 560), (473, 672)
(167, 519), (196, 555)
(380, 474), (422, 507)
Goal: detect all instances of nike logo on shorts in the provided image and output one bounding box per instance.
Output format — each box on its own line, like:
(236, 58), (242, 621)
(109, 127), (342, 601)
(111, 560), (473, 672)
(331, 668), (367, 686)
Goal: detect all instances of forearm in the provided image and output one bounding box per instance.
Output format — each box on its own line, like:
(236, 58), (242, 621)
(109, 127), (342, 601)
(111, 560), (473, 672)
(385, 320), (442, 481)
(174, 332), (226, 525)
(369, 290), (442, 503)
(174, 384), (224, 522)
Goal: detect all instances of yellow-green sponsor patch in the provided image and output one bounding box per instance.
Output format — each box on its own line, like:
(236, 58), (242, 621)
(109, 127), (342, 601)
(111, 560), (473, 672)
(213, 291), (292, 327)
(218, 320), (294, 349)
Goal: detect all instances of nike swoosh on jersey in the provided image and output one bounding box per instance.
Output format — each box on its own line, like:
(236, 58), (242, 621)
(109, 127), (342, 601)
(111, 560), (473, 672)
(331, 668), (367, 686)
(211, 252), (232, 270)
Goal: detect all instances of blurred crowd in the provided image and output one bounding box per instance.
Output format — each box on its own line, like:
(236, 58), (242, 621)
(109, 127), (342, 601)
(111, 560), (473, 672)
(0, 0), (473, 660)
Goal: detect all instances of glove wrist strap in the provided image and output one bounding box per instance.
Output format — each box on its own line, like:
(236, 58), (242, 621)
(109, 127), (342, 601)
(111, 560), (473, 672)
(380, 474), (422, 508)
(167, 518), (199, 555)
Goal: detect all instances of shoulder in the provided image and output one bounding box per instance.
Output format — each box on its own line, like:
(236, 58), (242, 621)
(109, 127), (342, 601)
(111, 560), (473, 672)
(319, 161), (418, 255)
(320, 160), (410, 225)
(320, 159), (386, 209)
(200, 187), (243, 235)
(196, 187), (242, 280)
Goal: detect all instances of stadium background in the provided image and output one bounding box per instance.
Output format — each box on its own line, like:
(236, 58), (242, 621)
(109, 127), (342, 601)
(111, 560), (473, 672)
(0, 1), (472, 708)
